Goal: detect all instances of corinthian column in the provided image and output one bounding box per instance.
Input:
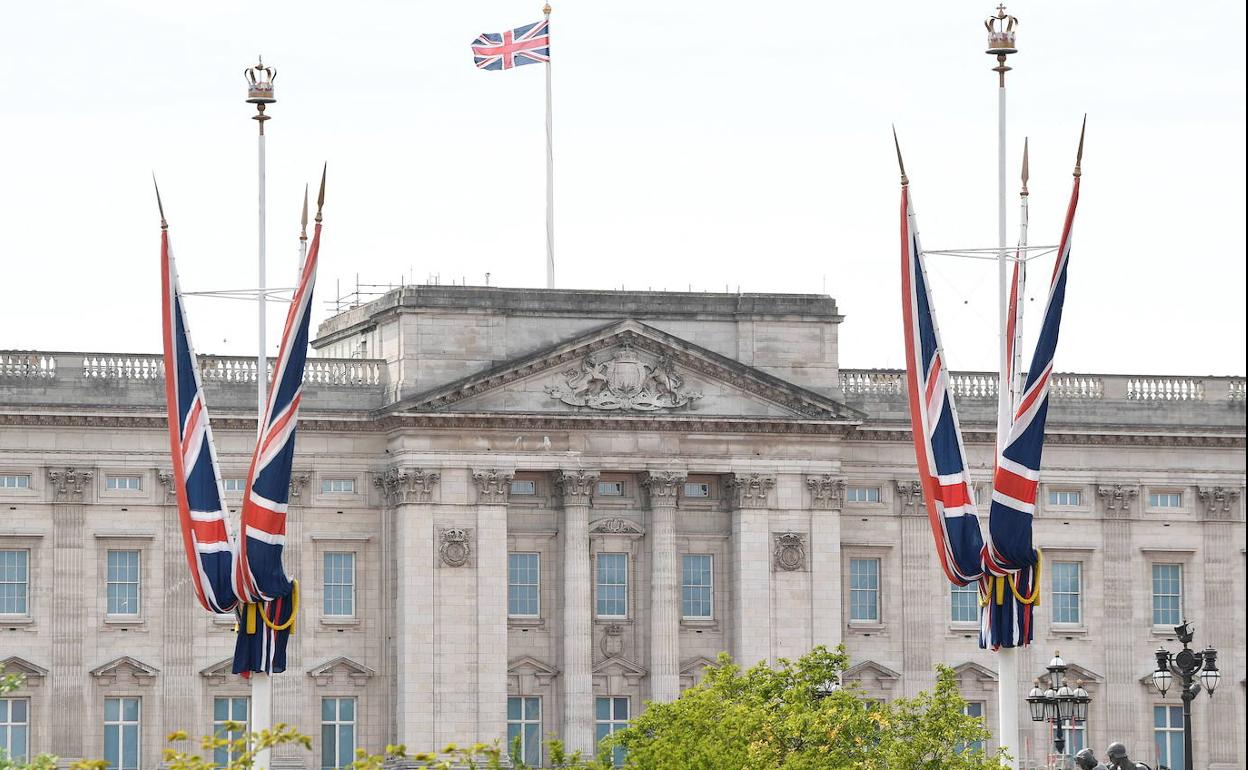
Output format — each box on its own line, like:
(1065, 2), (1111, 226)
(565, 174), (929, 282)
(1197, 486), (1242, 770)
(642, 470), (686, 703)
(727, 472), (775, 667)
(806, 474), (845, 650)
(156, 471), (194, 758)
(1096, 483), (1138, 742)
(472, 468), (513, 749)
(896, 479), (934, 695)
(47, 467), (93, 761)
(554, 469), (598, 756)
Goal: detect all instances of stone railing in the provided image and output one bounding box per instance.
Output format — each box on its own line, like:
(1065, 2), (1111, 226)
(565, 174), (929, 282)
(840, 369), (1245, 402)
(0, 352), (385, 388)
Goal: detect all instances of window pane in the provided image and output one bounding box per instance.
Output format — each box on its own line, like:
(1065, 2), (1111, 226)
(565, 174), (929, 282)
(597, 481), (624, 496)
(1152, 564), (1182, 625)
(951, 583), (978, 623)
(323, 552), (355, 617)
(524, 722), (541, 765)
(507, 696), (522, 721)
(122, 724), (139, 770)
(508, 553), (540, 616)
(1051, 562), (1081, 624)
(123, 697), (139, 722)
(596, 697), (611, 721)
(596, 554), (628, 617)
(321, 724), (335, 769)
(104, 724), (120, 768)
(510, 480), (536, 495)
(849, 559), (880, 621)
(338, 725), (354, 768)
(339, 698), (354, 721)
(683, 482), (710, 498)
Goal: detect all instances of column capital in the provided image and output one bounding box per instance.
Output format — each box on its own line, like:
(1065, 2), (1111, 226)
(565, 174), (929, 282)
(373, 466), (441, 507)
(726, 472), (775, 510)
(1097, 483), (1138, 519)
(156, 469), (176, 502)
(1197, 485), (1242, 520)
(641, 470), (687, 505)
(47, 467), (94, 502)
(472, 468), (514, 505)
(895, 479), (924, 515)
(288, 472), (310, 501)
(554, 469), (600, 505)
(806, 474), (847, 510)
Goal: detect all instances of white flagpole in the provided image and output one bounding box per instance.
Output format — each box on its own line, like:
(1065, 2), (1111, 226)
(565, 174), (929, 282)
(245, 57), (275, 770)
(1012, 141), (1029, 407)
(544, 3), (555, 289)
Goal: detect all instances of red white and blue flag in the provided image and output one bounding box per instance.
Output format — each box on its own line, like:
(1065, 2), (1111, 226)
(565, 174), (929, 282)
(472, 18), (550, 70)
(160, 214), (239, 616)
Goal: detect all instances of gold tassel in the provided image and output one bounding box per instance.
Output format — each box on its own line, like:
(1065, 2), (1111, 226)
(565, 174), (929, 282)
(245, 603), (257, 634)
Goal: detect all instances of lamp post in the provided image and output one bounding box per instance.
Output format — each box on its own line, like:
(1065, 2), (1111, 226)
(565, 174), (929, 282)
(1026, 652), (1091, 769)
(1150, 621), (1219, 770)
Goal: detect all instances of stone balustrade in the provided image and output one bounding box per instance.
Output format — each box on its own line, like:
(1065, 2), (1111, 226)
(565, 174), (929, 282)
(840, 368), (1245, 402)
(0, 351), (385, 388)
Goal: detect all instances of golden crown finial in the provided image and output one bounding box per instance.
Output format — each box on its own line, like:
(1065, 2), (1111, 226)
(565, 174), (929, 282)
(985, 5), (1019, 55)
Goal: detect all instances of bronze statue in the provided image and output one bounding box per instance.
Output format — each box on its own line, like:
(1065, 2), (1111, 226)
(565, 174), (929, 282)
(1106, 742), (1152, 770)
(1075, 747), (1106, 770)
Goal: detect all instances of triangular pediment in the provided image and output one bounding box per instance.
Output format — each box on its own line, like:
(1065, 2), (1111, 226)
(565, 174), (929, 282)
(952, 661), (999, 683)
(90, 656), (159, 685)
(388, 320), (863, 422)
(680, 656), (718, 676)
(1034, 663), (1102, 685)
(593, 655), (647, 678)
(509, 656), (559, 677)
(1, 656), (48, 682)
(844, 660), (901, 682)
(308, 656), (376, 684)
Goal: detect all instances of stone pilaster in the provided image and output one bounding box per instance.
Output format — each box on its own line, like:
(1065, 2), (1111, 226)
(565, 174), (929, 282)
(472, 469), (512, 750)
(47, 467), (93, 761)
(376, 466), (441, 751)
(1096, 483), (1138, 740)
(727, 472), (775, 667)
(806, 474), (845, 650)
(554, 469), (598, 757)
(897, 479), (934, 695)
(273, 473), (309, 769)
(156, 471), (195, 758)
(641, 470), (685, 703)
(1198, 486), (1241, 769)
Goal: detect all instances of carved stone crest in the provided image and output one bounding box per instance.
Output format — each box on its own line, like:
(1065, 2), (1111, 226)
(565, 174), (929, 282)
(773, 532), (807, 572)
(589, 518), (645, 537)
(545, 345), (702, 411)
(600, 624), (625, 657)
(438, 528), (472, 568)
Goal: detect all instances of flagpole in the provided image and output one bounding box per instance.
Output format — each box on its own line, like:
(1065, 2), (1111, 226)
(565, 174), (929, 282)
(986, 7), (1019, 768)
(544, 2), (555, 289)
(300, 184), (310, 273)
(245, 56), (276, 770)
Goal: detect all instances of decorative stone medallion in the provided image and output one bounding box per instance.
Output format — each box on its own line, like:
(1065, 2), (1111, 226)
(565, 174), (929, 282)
(773, 532), (807, 572)
(438, 528), (472, 568)
(600, 624), (625, 657)
(545, 345), (702, 411)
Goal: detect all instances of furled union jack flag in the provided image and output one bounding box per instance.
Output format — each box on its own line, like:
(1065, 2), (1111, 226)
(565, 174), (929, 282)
(472, 18), (550, 70)
(159, 194), (239, 616)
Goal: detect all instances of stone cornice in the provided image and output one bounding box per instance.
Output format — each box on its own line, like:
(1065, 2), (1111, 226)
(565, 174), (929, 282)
(845, 425), (1244, 448)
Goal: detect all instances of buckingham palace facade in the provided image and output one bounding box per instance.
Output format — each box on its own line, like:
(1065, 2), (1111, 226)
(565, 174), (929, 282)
(1, 286), (1244, 769)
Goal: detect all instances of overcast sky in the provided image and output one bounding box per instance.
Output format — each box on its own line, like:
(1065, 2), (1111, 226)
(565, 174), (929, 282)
(2, 1), (1244, 375)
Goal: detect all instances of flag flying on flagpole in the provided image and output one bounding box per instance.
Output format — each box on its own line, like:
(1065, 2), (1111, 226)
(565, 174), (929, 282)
(471, 18), (550, 70)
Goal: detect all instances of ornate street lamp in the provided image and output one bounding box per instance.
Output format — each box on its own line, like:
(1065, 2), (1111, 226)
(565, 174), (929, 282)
(1026, 651), (1090, 767)
(1151, 621), (1219, 770)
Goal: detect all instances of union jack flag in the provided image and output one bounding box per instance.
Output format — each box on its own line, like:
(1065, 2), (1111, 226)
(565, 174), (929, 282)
(899, 170), (987, 588)
(472, 19), (550, 70)
(160, 207), (238, 615)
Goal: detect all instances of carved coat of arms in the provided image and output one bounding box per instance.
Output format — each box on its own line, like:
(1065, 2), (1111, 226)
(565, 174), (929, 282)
(546, 346), (701, 411)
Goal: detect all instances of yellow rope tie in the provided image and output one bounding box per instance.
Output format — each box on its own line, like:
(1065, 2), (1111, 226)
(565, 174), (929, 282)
(259, 579), (299, 633)
(245, 602), (257, 634)
(1007, 549), (1043, 606)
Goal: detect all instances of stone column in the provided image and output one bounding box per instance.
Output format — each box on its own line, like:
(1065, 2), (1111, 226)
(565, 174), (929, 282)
(377, 466), (440, 752)
(641, 470), (685, 703)
(273, 473), (308, 768)
(156, 471), (195, 756)
(1096, 484), (1138, 741)
(806, 474), (845, 650)
(47, 467), (93, 761)
(1197, 486), (1242, 770)
(896, 480), (935, 696)
(727, 472), (775, 667)
(472, 469), (513, 749)
(554, 469), (598, 757)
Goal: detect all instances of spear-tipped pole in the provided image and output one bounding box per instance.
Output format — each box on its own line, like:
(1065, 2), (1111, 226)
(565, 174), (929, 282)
(298, 184), (309, 273)
(316, 162), (327, 223)
(153, 175), (168, 231)
(892, 125), (909, 186)
(1073, 114), (1087, 177)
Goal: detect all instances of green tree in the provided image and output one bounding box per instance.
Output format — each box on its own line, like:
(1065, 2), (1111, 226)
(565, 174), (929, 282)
(603, 646), (1009, 770)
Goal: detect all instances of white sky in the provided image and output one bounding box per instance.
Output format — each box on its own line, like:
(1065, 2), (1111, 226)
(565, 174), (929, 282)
(2, 1), (1244, 375)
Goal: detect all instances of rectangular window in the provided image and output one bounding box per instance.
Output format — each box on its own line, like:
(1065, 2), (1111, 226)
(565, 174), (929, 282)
(507, 696), (541, 767)
(1149, 492), (1182, 508)
(104, 697), (141, 770)
(223, 478), (247, 492)
(323, 552), (356, 617)
(321, 698), (356, 770)
(849, 558), (880, 622)
(1151, 564), (1182, 626)
(212, 697), (249, 767)
(595, 696), (630, 768)
(951, 582), (978, 624)
(596, 481), (624, 497)
(956, 702), (985, 753)
(320, 479), (356, 494)
(508, 553), (541, 617)
(847, 486), (880, 503)
(106, 550), (141, 616)
(682, 482), (710, 498)
(595, 553), (628, 618)
(1061, 718), (1086, 755)
(510, 480), (537, 496)
(0, 475), (30, 490)
(0, 550), (29, 615)
(681, 554), (713, 619)
(0, 698), (29, 762)
(1047, 490), (1081, 507)
(1153, 705), (1183, 770)
(107, 475), (142, 491)
(1051, 561), (1082, 625)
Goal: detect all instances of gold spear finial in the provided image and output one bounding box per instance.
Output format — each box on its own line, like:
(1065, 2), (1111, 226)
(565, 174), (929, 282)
(315, 163), (327, 223)
(1073, 114), (1087, 178)
(300, 184), (309, 241)
(152, 174), (167, 231)
(1021, 137), (1030, 196)
(892, 125), (908, 186)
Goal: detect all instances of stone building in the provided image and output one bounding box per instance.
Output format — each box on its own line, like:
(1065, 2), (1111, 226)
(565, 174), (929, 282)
(0, 286), (1244, 770)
